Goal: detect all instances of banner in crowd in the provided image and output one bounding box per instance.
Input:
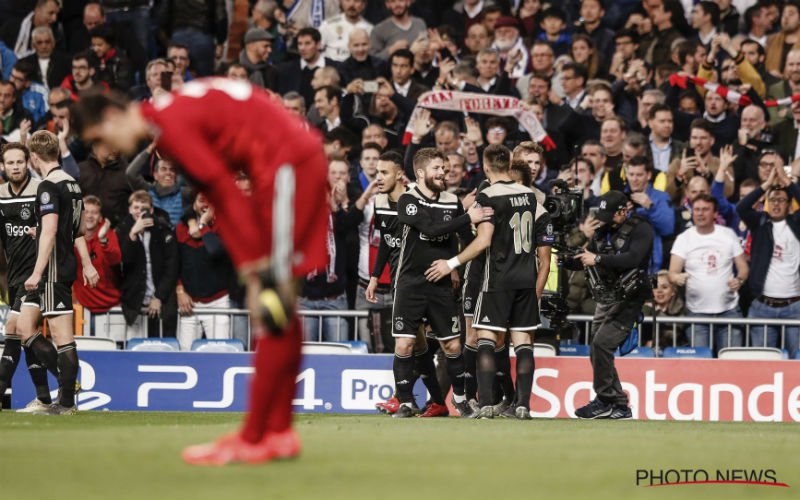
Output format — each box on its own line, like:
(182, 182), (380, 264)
(9, 352), (800, 421)
(402, 90), (556, 150)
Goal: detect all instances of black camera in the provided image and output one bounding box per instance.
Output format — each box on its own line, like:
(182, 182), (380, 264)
(543, 180), (584, 235)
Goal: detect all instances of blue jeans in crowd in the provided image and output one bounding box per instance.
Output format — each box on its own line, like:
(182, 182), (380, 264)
(105, 6), (152, 60)
(747, 299), (800, 355)
(686, 307), (743, 354)
(300, 294), (349, 342)
(170, 27), (216, 76)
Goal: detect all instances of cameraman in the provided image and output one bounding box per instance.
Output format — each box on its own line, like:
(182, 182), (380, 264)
(570, 191), (654, 419)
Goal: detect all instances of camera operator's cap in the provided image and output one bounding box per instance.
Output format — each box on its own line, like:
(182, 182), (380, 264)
(595, 190), (629, 223)
(244, 28), (274, 45)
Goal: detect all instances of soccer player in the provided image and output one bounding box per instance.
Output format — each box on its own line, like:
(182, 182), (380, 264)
(367, 151), (448, 418)
(74, 79), (330, 465)
(427, 144), (545, 419)
(14, 131), (98, 415)
(0, 143), (55, 412)
(390, 148), (492, 418)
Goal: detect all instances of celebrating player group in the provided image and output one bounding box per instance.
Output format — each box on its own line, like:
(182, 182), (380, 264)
(368, 142), (553, 419)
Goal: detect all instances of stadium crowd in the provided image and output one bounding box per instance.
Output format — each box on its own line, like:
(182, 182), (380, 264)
(1, 0), (800, 356)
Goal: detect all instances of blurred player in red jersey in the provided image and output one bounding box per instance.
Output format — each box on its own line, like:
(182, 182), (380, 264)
(74, 79), (330, 466)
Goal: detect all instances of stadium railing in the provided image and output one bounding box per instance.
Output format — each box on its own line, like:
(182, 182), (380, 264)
(78, 308), (800, 357)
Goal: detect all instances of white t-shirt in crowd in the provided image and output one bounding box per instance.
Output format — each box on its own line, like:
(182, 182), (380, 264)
(671, 225), (743, 313)
(763, 220), (800, 298)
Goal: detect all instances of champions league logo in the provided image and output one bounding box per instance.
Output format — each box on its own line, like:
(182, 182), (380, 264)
(406, 204), (417, 216)
(40, 192), (50, 204)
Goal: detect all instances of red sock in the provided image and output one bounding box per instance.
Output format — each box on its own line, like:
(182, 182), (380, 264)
(240, 317), (302, 443)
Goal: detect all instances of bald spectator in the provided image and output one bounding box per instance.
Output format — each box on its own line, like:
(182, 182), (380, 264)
(340, 28), (386, 84)
(19, 26), (70, 90)
(238, 28), (278, 91)
(320, 0), (373, 62)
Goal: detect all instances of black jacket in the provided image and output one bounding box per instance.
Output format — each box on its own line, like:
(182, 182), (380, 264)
(277, 57), (340, 107)
(737, 183), (800, 297)
(115, 212), (179, 325)
(20, 51), (71, 90)
(78, 155), (132, 227)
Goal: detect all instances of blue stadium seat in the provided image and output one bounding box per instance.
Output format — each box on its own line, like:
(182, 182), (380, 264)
(615, 346), (656, 358)
(75, 336), (118, 351)
(560, 344), (590, 356)
(662, 346), (713, 358)
(127, 338), (180, 352)
(341, 340), (369, 353)
(191, 339), (246, 353)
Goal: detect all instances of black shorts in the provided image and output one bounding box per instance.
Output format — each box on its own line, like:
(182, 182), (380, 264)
(472, 288), (540, 333)
(8, 284), (27, 314)
(462, 261), (483, 317)
(22, 282), (73, 316)
(393, 288), (461, 341)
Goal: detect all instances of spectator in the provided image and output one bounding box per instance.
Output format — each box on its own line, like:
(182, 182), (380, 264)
(320, 0), (373, 62)
(353, 142), (381, 191)
(575, 0), (615, 61)
(19, 26), (70, 91)
(666, 118), (734, 204)
(369, 0), (427, 60)
(600, 116), (626, 171)
(737, 154), (800, 354)
(765, 0), (800, 76)
(445, 152), (467, 192)
(669, 193), (748, 353)
(560, 62), (587, 110)
(609, 29), (640, 82)
(89, 25), (133, 91)
(314, 85), (342, 132)
(361, 123), (389, 150)
(47, 89), (89, 163)
(278, 27), (338, 107)
(157, 0), (227, 77)
(73, 195), (123, 338)
(517, 41), (559, 98)
(766, 48), (800, 126)
(463, 23), (490, 57)
(717, 0), (740, 38)
(238, 28), (278, 91)
(473, 48), (517, 97)
(741, 4), (771, 48)
(492, 16), (529, 80)
(736, 104), (773, 181)
(537, 8), (570, 58)
(0, 80), (32, 143)
(691, 1), (720, 48)
(282, 91), (307, 118)
(700, 90), (738, 153)
(166, 43), (192, 82)
(441, 0), (485, 43)
(388, 48), (427, 102)
(648, 103), (686, 173)
(101, 1), (152, 61)
(116, 190), (179, 340)
(1, 0), (61, 58)
(301, 159), (362, 342)
(340, 28), (386, 84)
(126, 142), (190, 226)
(641, 270), (687, 350)
(78, 140), (131, 227)
(76, 3), (146, 80)
(129, 58), (168, 101)
(176, 191), (235, 351)
(646, 0), (686, 67)
(569, 36), (604, 81)
(624, 156), (675, 271)
(60, 51), (108, 101)
(8, 60), (47, 123)
(225, 62), (248, 81)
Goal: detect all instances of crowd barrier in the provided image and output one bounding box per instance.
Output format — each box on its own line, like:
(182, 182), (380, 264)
(7, 350), (800, 421)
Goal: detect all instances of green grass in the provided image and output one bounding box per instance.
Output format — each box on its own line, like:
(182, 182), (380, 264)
(0, 412), (797, 500)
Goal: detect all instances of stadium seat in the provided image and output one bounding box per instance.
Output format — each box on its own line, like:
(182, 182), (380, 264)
(301, 342), (353, 354)
(191, 339), (246, 353)
(559, 344), (590, 356)
(615, 346), (656, 358)
(661, 346), (713, 358)
(341, 340), (369, 354)
(74, 336), (118, 351)
(127, 338), (180, 352)
(533, 343), (557, 357)
(717, 347), (784, 361)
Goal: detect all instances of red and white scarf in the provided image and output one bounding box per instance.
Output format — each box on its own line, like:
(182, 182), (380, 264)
(402, 90), (556, 150)
(668, 74), (752, 106)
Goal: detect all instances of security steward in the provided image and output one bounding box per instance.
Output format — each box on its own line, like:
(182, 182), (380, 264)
(569, 190), (654, 419)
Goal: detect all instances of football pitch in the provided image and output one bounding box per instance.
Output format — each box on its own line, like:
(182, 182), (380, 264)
(0, 412), (797, 500)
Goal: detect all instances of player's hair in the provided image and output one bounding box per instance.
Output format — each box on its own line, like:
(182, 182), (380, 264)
(129, 190), (153, 206)
(483, 144), (511, 172)
(1, 142), (30, 162)
(509, 159), (532, 186)
(83, 194), (102, 207)
(73, 89), (128, 134)
(413, 148), (445, 176)
(692, 192), (718, 211)
(378, 150), (403, 169)
(28, 131), (59, 162)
